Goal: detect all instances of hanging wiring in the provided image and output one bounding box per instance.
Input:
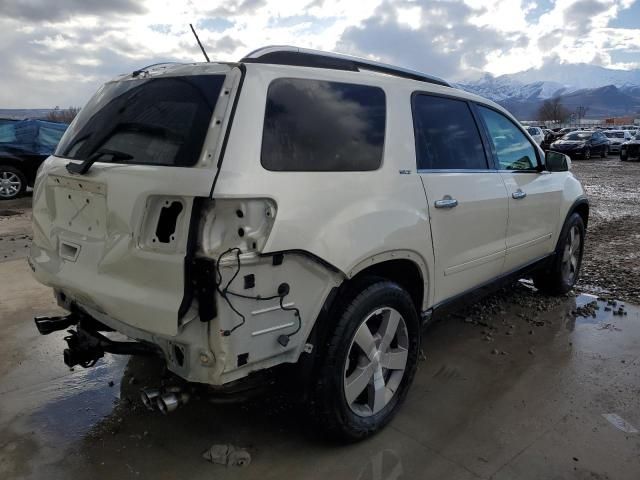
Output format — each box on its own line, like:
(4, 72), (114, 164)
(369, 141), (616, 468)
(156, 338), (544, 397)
(214, 248), (302, 341)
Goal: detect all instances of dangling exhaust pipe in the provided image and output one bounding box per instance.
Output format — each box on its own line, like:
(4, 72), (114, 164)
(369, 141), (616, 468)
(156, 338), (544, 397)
(140, 388), (161, 411)
(157, 390), (190, 415)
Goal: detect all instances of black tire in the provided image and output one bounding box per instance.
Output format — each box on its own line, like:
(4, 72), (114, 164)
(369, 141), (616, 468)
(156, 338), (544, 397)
(533, 213), (585, 295)
(310, 279), (420, 441)
(620, 153), (627, 161)
(583, 147), (591, 160)
(0, 165), (27, 200)
(601, 146), (608, 158)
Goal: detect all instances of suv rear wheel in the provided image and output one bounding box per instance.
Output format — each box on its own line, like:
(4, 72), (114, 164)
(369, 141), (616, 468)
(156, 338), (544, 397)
(533, 213), (585, 295)
(0, 165), (26, 200)
(311, 280), (420, 441)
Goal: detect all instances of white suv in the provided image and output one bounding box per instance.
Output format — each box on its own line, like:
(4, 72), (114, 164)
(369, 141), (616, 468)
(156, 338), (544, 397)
(29, 47), (588, 440)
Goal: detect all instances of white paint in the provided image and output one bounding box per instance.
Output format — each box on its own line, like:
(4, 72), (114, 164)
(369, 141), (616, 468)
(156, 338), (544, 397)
(602, 413), (639, 434)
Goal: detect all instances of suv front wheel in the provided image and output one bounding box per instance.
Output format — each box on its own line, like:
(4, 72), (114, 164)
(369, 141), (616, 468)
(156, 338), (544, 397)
(534, 213), (585, 294)
(311, 280), (420, 441)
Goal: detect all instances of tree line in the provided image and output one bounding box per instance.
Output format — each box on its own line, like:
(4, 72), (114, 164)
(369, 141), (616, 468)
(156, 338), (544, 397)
(536, 98), (589, 123)
(45, 106), (80, 123)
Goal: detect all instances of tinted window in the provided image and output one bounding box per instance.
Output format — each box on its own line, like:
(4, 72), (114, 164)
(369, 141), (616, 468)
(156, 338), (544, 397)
(412, 95), (487, 170)
(261, 79), (385, 171)
(478, 106), (537, 170)
(56, 75), (225, 167)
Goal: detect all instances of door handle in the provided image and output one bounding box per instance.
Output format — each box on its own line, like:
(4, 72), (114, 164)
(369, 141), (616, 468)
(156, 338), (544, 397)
(512, 189), (527, 200)
(434, 196), (458, 209)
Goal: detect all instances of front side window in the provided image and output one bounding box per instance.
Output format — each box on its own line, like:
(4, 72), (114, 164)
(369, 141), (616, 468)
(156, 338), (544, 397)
(56, 75), (225, 167)
(261, 78), (386, 171)
(412, 94), (488, 170)
(478, 106), (537, 171)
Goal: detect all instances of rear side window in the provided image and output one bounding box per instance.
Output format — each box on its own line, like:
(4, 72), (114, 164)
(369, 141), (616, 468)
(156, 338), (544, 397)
(261, 78), (386, 171)
(56, 75), (225, 167)
(477, 106), (537, 171)
(412, 94), (488, 170)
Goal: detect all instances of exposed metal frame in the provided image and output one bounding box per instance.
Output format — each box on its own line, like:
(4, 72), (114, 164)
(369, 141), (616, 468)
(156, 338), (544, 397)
(240, 46), (452, 88)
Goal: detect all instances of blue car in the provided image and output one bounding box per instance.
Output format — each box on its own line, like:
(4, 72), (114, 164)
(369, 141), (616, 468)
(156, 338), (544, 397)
(0, 119), (68, 200)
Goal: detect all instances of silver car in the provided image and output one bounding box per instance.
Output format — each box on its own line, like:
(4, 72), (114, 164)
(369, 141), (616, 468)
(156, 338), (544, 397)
(604, 130), (633, 153)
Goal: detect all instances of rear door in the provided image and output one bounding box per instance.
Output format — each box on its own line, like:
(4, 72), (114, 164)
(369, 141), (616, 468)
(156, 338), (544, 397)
(413, 93), (508, 303)
(30, 65), (238, 336)
(475, 105), (561, 273)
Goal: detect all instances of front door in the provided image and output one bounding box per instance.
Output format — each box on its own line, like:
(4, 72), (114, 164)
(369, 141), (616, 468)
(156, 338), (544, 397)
(476, 105), (561, 272)
(412, 93), (509, 303)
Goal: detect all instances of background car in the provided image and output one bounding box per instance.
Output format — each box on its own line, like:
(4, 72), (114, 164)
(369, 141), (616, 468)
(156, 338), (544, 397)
(620, 132), (640, 161)
(603, 130), (633, 154)
(550, 130), (609, 159)
(0, 119), (68, 200)
(526, 126), (544, 145)
(541, 129), (559, 150)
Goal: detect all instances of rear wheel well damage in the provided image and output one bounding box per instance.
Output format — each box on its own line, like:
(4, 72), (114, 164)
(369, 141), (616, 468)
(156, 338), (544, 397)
(349, 259), (424, 312)
(296, 258), (425, 395)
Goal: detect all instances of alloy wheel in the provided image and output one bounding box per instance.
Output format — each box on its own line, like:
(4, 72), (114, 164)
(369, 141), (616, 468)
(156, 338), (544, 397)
(0, 170), (22, 199)
(561, 225), (581, 285)
(343, 307), (409, 417)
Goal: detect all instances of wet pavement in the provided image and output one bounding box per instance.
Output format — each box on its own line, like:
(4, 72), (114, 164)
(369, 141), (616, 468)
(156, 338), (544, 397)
(1, 258), (639, 480)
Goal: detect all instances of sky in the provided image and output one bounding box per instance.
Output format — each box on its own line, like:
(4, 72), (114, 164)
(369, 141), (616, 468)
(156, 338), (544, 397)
(0, 0), (639, 108)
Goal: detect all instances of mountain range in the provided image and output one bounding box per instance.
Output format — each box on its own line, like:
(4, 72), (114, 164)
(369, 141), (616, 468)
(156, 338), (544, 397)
(457, 63), (640, 121)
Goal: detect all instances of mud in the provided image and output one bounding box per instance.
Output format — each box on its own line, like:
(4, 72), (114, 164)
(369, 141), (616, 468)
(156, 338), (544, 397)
(1, 160), (640, 479)
(1, 260), (639, 479)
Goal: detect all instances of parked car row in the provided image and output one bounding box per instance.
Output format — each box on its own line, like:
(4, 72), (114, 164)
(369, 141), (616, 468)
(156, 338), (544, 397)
(531, 125), (640, 161)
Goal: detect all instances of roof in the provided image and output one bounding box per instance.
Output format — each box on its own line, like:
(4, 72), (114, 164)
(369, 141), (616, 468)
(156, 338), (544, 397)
(240, 46), (451, 88)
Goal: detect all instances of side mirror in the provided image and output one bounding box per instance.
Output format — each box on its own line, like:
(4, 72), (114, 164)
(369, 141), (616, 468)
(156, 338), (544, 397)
(545, 150), (570, 172)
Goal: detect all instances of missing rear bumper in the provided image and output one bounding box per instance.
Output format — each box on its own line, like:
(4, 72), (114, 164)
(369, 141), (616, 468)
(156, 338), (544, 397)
(34, 311), (160, 368)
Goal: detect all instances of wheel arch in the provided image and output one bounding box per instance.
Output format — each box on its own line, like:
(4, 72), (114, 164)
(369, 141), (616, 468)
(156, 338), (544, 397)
(306, 252), (428, 350)
(567, 196), (589, 231)
(0, 157), (27, 172)
(297, 253), (427, 395)
(347, 257), (426, 313)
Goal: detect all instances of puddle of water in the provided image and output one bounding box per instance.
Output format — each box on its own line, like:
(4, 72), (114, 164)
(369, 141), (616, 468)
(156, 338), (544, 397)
(13, 355), (129, 442)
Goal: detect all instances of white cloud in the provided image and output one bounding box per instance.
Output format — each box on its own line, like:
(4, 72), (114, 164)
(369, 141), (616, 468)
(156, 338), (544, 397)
(0, 0), (638, 107)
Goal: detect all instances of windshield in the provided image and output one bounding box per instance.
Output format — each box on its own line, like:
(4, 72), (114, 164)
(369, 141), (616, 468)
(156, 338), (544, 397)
(564, 132), (591, 140)
(526, 127), (538, 135)
(604, 132), (624, 138)
(55, 75), (225, 167)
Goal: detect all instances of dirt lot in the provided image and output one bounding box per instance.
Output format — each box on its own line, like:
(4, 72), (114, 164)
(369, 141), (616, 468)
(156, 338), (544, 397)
(571, 158), (640, 304)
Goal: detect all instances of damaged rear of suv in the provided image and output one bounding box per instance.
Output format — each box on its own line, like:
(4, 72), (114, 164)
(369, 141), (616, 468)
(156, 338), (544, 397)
(30, 47), (587, 440)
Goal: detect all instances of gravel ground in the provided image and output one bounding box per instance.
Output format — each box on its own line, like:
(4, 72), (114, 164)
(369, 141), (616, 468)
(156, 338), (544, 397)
(571, 158), (640, 305)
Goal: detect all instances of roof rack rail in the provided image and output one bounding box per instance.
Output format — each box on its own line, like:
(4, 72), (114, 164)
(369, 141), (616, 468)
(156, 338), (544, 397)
(240, 46), (451, 88)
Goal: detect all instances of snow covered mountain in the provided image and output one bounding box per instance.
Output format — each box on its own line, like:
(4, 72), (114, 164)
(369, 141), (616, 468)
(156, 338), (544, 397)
(456, 63), (640, 119)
